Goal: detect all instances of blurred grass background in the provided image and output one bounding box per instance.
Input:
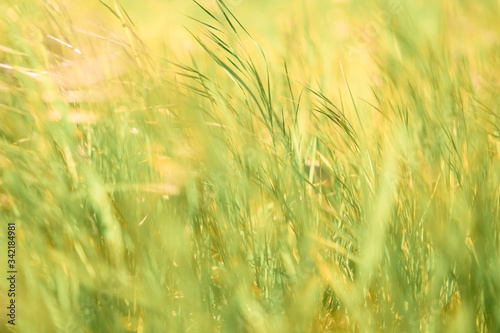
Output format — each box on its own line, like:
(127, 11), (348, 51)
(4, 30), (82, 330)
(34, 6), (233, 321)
(1, 0), (499, 332)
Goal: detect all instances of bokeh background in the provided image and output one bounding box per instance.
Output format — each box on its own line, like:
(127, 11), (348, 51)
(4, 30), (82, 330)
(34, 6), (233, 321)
(1, 0), (500, 332)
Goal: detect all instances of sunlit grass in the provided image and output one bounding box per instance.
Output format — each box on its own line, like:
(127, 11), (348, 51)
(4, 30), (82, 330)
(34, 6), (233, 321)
(1, 0), (499, 332)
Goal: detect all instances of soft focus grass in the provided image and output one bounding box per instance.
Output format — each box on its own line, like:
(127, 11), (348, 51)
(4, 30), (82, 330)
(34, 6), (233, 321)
(1, 0), (500, 332)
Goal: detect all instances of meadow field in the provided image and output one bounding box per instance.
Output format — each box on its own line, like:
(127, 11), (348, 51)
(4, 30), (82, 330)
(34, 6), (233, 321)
(1, 0), (499, 332)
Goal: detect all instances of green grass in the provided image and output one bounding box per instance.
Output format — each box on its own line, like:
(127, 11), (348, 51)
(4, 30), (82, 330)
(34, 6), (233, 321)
(1, 0), (500, 332)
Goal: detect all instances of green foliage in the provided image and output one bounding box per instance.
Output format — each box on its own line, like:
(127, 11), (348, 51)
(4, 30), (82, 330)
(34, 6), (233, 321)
(1, 0), (499, 332)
